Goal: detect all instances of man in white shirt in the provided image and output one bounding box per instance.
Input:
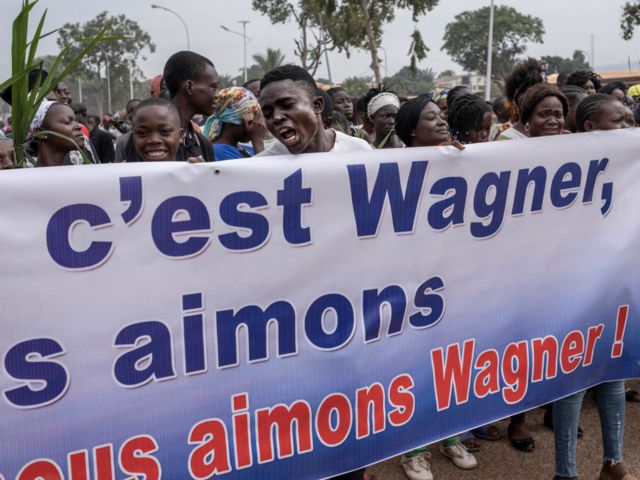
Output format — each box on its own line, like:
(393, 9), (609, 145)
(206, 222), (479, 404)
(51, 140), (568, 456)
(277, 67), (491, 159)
(256, 65), (372, 156)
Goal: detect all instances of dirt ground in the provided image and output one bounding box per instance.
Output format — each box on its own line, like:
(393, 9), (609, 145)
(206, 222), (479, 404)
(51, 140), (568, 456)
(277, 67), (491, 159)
(367, 379), (640, 480)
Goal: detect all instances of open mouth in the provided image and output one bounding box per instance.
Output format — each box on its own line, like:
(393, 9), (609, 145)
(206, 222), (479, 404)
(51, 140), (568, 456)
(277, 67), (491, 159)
(144, 149), (169, 160)
(277, 126), (299, 147)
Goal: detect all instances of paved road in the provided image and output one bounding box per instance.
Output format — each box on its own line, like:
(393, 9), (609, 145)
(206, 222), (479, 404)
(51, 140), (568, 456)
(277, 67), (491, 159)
(367, 379), (640, 480)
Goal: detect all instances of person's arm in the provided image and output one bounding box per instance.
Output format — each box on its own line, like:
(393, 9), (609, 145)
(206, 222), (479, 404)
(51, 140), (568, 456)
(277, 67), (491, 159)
(244, 111), (268, 154)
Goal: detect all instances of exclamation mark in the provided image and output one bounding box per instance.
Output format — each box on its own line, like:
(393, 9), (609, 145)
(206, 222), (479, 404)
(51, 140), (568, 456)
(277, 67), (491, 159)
(611, 305), (629, 358)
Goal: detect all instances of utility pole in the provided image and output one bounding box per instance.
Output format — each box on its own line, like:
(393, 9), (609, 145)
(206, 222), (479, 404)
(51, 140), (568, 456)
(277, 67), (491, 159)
(484, 0), (495, 101)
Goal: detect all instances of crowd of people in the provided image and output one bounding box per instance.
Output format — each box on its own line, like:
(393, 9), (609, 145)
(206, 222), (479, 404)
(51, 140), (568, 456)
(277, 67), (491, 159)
(0, 50), (638, 480)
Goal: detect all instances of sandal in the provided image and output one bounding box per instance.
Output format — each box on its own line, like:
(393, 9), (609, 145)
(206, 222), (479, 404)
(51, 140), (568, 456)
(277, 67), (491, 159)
(625, 388), (640, 403)
(471, 424), (503, 441)
(508, 422), (535, 453)
(459, 432), (481, 452)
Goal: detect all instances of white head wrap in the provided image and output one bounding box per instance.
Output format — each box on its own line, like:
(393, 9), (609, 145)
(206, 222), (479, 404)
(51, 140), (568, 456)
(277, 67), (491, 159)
(367, 92), (400, 120)
(28, 99), (57, 140)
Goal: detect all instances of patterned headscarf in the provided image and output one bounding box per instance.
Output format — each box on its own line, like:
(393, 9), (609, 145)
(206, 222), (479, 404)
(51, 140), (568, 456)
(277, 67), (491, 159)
(202, 87), (260, 140)
(367, 92), (400, 120)
(28, 99), (56, 140)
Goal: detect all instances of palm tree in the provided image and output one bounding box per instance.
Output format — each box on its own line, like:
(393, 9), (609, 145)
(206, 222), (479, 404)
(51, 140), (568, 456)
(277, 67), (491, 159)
(252, 48), (286, 76)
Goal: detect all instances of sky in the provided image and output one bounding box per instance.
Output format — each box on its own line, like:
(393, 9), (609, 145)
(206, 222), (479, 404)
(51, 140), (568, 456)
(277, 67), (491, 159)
(1, 0), (638, 86)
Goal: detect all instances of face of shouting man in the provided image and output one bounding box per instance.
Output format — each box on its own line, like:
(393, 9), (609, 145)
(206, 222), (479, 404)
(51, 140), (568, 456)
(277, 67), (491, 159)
(259, 79), (324, 154)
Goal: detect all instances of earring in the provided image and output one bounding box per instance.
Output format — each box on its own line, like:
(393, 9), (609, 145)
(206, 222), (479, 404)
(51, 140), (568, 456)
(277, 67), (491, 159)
(411, 131), (416, 136)
(525, 123), (530, 131)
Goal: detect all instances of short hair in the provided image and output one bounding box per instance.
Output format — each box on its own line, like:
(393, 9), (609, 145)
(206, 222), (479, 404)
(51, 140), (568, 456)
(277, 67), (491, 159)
(565, 70), (602, 92)
(318, 89), (333, 124)
(163, 51), (214, 99)
(243, 78), (261, 88)
(126, 98), (142, 108)
(327, 87), (347, 98)
(448, 94), (492, 143)
(504, 58), (544, 104)
(70, 102), (87, 115)
(260, 65), (318, 98)
(519, 84), (568, 125)
(575, 93), (618, 132)
(599, 82), (627, 96)
(131, 97), (180, 124)
(560, 85), (587, 106)
(88, 115), (101, 125)
(395, 94), (437, 146)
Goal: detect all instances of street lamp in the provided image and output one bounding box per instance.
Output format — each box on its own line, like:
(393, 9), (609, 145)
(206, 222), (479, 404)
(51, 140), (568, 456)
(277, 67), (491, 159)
(151, 4), (191, 51)
(221, 22), (252, 82)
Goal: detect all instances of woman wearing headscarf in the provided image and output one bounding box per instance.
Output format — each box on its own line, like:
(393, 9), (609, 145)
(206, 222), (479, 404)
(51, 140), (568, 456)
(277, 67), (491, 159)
(202, 87), (267, 160)
(24, 99), (86, 167)
(367, 91), (403, 148)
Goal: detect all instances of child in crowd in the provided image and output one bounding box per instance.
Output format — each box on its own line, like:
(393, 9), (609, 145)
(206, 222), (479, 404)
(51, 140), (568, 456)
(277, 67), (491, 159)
(130, 97), (182, 162)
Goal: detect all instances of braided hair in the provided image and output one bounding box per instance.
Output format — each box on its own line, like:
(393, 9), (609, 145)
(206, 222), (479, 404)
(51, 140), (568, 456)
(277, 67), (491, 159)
(565, 70), (602, 92)
(575, 93), (617, 132)
(448, 94), (492, 143)
(560, 85), (587, 106)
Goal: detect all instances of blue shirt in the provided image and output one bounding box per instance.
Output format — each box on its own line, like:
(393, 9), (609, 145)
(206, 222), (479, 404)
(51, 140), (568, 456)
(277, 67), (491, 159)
(213, 143), (254, 161)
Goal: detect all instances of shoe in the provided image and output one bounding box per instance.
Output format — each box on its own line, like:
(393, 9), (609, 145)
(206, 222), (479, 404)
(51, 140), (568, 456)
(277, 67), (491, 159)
(401, 453), (433, 480)
(471, 424), (503, 441)
(439, 442), (478, 470)
(599, 460), (638, 480)
(508, 422), (535, 452)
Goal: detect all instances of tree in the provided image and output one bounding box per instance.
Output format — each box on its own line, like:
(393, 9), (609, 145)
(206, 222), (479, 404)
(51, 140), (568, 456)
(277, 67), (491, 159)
(542, 51), (590, 74)
(57, 12), (155, 115)
(340, 76), (372, 97)
(325, 0), (438, 85)
(252, 48), (286, 75)
(621, 1), (640, 40)
(385, 66), (435, 96)
(442, 6), (544, 82)
(438, 69), (456, 78)
(1, 0), (110, 166)
(252, 0), (333, 76)
(255, 1), (438, 85)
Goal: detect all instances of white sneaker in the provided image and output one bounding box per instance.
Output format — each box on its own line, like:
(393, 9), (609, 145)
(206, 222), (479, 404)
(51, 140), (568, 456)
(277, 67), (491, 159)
(439, 442), (478, 470)
(401, 452), (434, 480)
